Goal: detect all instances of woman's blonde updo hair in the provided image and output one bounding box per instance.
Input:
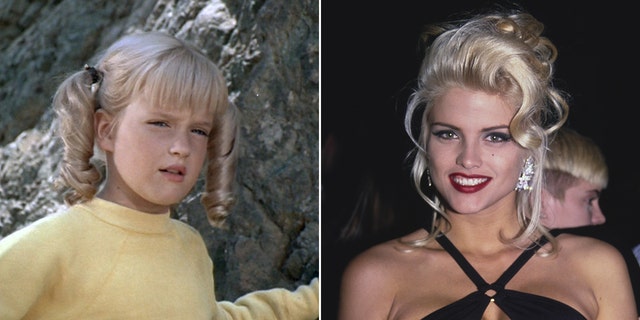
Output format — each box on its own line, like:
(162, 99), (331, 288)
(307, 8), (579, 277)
(403, 10), (569, 252)
(53, 31), (237, 227)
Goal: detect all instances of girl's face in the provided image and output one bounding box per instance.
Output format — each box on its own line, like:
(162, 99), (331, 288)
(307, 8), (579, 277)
(96, 97), (213, 213)
(427, 87), (528, 216)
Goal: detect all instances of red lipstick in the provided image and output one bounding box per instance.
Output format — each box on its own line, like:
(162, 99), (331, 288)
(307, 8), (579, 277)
(449, 173), (491, 193)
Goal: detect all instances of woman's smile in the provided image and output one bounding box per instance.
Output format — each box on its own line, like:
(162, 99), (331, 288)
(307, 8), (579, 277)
(449, 173), (491, 193)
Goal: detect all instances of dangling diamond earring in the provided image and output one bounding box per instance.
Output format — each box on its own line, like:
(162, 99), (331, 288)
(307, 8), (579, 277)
(515, 156), (534, 191)
(426, 168), (432, 187)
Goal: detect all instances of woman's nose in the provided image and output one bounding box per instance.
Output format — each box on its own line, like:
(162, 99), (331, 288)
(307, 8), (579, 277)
(456, 141), (482, 169)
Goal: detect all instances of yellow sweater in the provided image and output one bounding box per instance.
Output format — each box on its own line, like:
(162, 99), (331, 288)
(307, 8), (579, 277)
(0, 198), (319, 319)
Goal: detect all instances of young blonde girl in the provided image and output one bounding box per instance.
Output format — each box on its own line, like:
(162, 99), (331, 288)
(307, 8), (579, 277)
(0, 31), (318, 320)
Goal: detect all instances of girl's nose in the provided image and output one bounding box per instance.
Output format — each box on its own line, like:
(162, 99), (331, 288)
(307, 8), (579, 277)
(169, 133), (191, 158)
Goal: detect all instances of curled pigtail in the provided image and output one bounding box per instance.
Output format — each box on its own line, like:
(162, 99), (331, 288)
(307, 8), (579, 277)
(53, 66), (104, 205)
(201, 100), (240, 227)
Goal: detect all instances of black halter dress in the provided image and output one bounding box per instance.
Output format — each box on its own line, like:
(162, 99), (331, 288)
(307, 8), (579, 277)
(421, 233), (586, 320)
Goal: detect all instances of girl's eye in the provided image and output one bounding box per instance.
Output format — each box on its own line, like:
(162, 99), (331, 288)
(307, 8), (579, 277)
(192, 128), (209, 137)
(149, 121), (169, 127)
(486, 132), (511, 143)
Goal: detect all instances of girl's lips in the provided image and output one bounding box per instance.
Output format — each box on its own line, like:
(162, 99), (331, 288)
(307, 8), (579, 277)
(160, 165), (186, 182)
(162, 165), (186, 175)
(449, 174), (491, 193)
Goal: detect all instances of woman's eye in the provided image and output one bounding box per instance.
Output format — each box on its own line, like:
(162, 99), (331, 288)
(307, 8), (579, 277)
(486, 133), (511, 143)
(433, 130), (457, 140)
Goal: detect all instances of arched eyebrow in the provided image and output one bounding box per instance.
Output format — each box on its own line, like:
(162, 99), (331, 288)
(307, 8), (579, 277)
(431, 122), (510, 133)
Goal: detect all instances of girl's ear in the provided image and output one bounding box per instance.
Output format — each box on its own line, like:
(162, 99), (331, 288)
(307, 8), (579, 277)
(95, 110), (115, 152)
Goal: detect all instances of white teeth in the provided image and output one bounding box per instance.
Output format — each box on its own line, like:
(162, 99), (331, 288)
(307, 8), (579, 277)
(453, 176), (487, 186)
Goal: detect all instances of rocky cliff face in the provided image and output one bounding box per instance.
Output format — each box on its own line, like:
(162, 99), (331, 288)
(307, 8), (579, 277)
(0, 0), (318, 301)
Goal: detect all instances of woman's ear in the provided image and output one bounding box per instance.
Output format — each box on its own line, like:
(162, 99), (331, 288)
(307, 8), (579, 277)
(95, 110), (115, 152)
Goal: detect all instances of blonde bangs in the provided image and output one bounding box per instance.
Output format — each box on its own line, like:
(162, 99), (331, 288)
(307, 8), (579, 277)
(138, 52), (227, 116)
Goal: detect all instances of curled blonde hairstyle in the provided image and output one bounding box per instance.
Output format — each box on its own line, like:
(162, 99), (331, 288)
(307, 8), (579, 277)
(544, 127), (608, 200)
(53, 31), (237, 227)
(403, 10), (569, 252)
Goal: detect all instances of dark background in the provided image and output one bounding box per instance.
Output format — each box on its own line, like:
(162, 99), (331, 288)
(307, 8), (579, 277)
(321, 1), (638, 319)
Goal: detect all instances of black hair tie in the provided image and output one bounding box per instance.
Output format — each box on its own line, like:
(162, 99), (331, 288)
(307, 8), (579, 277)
(84, 64), (101, 84)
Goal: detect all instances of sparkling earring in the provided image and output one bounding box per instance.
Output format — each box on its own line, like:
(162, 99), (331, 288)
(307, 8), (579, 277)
(515, 156), (534, 191)
(426, 168), (432, 187)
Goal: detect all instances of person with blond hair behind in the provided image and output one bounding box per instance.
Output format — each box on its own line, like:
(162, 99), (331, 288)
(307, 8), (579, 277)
(541, 127), (608, 228)
(542, 127), (640, 317)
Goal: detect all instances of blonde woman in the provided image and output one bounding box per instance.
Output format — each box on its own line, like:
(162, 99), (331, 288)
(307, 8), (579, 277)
(339, 9), (635, 320)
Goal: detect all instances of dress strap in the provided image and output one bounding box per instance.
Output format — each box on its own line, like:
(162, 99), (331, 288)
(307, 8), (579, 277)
(436, 234), (548, 290)
(436, 234), (488, 288)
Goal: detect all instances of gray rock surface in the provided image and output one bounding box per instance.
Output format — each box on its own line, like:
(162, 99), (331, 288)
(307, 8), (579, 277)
(0, 0), (318, 301)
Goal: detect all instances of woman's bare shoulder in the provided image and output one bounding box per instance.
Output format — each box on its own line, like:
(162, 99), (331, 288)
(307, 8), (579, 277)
(554, 233), (627, 273)
(552, 233), (637, 318)
(342, 229), (432, 279)
(555, 233), (623, 258)
(339, 229), (433, 315)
